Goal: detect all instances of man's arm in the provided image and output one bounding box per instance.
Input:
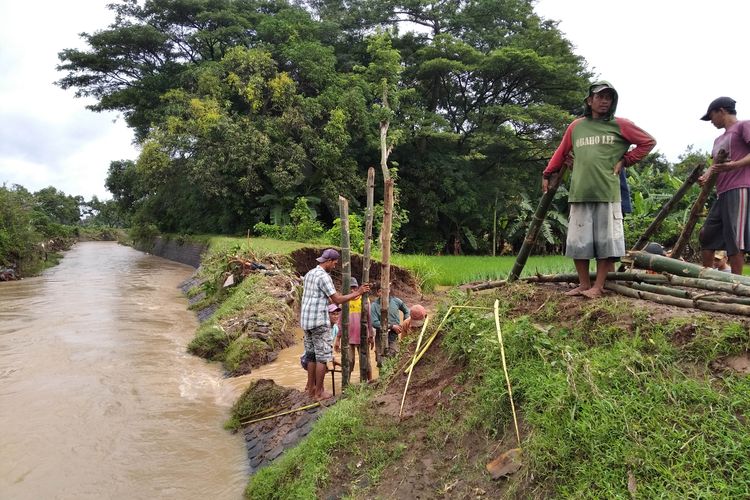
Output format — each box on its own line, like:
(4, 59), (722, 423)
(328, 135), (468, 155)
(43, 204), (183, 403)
(616, 118), (657, 167)
(542, 119), (580, 192)
(329, 285), (370, 305)
(398, 298), (410, 319)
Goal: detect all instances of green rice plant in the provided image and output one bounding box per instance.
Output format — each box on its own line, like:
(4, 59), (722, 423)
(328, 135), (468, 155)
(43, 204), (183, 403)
(392, 254), (572, 287)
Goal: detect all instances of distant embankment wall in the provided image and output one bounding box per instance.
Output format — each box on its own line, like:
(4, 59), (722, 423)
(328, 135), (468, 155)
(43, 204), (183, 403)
(137, 237), (208, 269)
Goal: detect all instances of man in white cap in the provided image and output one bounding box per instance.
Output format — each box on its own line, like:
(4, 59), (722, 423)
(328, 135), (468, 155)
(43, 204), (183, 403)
(698, 96), (750, 274)
(300, 248), (370, 401)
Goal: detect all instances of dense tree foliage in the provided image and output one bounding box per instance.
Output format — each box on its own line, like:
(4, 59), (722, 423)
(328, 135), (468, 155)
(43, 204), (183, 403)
(0, 184), (125, 272)
(57, 0), (598, 253)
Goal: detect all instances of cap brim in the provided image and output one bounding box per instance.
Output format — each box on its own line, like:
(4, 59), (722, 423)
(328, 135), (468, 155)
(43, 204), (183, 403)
(316, 257), (326, 262)
(700, 112), (711, 121)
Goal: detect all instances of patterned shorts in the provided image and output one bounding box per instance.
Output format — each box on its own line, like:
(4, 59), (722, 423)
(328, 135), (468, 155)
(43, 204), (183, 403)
(303, 324), (333, 363)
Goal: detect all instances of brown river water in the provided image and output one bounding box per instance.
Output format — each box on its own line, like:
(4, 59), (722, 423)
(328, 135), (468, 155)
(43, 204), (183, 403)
(0, 242), (249, 500)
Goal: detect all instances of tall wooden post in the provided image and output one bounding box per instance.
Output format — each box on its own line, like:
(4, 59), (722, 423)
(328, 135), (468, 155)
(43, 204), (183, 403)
(360, 168), (375, 382)
(338, 196), (351, 387)
(379, 179), (394, 359)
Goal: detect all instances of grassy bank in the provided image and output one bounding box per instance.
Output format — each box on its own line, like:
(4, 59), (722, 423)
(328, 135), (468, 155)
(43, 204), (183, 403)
(243, 284), (750, 498)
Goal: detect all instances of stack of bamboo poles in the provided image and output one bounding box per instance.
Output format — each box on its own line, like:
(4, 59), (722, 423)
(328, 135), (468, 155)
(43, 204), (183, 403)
(506, 250), (750, 316)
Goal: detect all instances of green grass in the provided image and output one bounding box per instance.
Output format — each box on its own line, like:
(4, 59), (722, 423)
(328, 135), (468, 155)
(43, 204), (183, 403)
(245, 388), (404, 499)
(438, 290), (750, 498)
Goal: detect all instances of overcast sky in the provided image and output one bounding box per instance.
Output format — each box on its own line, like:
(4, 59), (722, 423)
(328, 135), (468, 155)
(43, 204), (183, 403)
(0, 1), (747, 199)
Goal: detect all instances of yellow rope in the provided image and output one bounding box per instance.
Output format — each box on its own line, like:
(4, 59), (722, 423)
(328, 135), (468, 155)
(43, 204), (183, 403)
(399, 315), (431, 419)
(239, 402), (321, 426)
(494, 299), (521, 446)
(403, 306), (454, 375)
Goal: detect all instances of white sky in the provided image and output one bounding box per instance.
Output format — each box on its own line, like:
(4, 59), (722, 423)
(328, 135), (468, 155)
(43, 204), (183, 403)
(0, 0), (746, 199)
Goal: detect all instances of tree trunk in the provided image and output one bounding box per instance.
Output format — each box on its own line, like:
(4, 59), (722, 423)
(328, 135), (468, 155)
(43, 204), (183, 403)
(338, 196), (351, 387)
(508, 166), (568, 282)
(359, 168), (375, 382)
(379, 179), (394, 360)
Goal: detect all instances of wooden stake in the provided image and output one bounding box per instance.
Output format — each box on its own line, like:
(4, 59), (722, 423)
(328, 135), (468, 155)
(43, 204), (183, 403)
(360, 167), (375, 383)
(379, 179), (394, 359)
(339, 196), (351, 387)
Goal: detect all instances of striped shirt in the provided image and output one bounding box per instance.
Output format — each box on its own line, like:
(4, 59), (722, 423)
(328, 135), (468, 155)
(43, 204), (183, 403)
(300, 265), (336, 330)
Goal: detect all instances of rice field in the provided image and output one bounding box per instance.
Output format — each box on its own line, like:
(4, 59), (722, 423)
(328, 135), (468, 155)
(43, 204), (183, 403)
(391, 254), (572, 290)
(206, 236), (574, 290)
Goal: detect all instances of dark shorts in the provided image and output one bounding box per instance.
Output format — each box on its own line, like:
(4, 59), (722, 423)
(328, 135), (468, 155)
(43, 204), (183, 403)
(303, 325), (333, 363)
(700, 188), (750, 256)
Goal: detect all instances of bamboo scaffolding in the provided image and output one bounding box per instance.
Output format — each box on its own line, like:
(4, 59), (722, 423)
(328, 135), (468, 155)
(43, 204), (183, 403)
(508, 167), (568, 282)
(670, 149), (728, 259)
(338, 196), (351, 387)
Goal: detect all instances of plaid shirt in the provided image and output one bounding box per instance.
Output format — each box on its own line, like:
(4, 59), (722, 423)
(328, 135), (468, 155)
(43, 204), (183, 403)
(300, 265), (336, 330)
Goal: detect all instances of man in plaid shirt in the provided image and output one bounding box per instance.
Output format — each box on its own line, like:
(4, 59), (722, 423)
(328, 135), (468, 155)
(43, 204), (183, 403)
(301, 248), (370, 401)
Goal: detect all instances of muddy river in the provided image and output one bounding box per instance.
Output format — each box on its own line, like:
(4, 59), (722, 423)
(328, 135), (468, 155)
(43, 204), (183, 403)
(0, 242), (248, 500)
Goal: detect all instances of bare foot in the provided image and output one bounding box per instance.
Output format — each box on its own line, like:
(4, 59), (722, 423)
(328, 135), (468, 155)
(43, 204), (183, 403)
(565, 285), (591, 296)
(580, 287), (604, 299)
(315, 390), (333, 402)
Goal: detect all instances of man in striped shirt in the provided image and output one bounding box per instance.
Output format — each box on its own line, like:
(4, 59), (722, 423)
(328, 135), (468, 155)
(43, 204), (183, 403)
(301, 248), (370, 401)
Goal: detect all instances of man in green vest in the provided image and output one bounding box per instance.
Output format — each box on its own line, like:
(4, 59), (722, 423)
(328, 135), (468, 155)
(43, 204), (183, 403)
(542, 81), (656, 298)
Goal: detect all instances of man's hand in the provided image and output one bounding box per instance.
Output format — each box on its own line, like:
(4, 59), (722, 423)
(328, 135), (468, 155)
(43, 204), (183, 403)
(368, 336), (374, 349)
(698, 166), (715, 186)
(391, 324), (403, 334)
(356, 284), (371, 296)
(334, 340), (341, 353)
(542, 177), (549, 193)
(712, 161), (735, 173)
(613, 160), (624, 176)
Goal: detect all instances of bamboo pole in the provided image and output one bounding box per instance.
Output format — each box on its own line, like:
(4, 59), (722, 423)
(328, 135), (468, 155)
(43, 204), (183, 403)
(508, 166), (568, 282)
(239, 402), (321, 426)
(404, 306), (454, 375)
(360, 167), (375, 383)
(629, 161), (705, 253)
(625, 281), (750, 306)
(670, 150), (728, 259)
(379, 179), (394, 360)
(399, 316), (430, 420)
(627, 250), (750, 286)
(605, 281), (750, 316)
(494, 299), (521, 446)
(339, 196), (351, 387)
